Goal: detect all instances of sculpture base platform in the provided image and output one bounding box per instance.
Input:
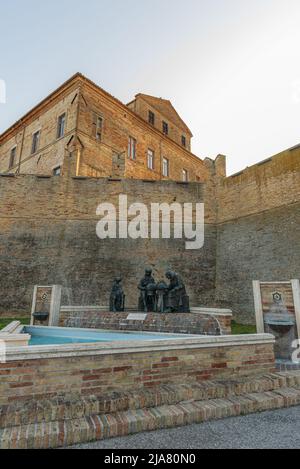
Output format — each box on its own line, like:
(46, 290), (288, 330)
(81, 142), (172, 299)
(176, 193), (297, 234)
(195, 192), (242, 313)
(59, 309), (233, 336)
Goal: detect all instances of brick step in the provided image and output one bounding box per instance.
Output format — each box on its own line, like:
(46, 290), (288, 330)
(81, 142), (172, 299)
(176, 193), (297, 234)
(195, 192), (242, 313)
(1, 386), (300, 449)
(1, 371), (300, 429)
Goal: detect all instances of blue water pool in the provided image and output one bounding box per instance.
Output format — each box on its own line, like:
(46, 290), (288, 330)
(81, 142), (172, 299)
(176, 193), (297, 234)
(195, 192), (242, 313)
(24, 326), (192, 346)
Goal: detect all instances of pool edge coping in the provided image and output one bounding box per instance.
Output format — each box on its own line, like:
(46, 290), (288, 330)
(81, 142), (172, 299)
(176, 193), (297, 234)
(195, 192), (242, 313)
(2, 333), (275, 362)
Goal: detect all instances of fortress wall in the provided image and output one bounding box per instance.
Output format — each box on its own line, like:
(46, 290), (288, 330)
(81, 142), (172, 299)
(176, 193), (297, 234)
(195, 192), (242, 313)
(0, 175), (215, 315)
(215, 203), (300, 323)
(1, 143), (299, 322)
(217, 146), (300, 223)
(215, 147), (300, 323)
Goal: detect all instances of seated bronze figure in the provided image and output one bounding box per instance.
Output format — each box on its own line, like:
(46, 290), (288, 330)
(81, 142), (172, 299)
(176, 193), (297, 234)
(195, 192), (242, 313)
(164, 271), (190, 313)
(137, 269), (190, 314)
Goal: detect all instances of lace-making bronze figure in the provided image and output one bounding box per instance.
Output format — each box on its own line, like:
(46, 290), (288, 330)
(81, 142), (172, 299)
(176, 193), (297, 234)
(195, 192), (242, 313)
(164, 271), (190, 313)
(138, 268), (156, 312)
(137, 269), (190, 314)
(110, 277), (125, 312)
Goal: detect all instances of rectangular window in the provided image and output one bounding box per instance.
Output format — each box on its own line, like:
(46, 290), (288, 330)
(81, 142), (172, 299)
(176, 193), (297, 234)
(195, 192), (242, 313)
(147, 149), (155, 170)
(96, 116), (103, 141)
(148, 111), (155, 126)
(181, 135), (186, 147)
(53, 166), (61, 176)
(182, 169), (188, 182)
(162, 121), (169, 135)
(9, 147), (17, 170)
(128, 136), (137, 160)
(57, 113), (66, 139)
(163, 157), (169, 177)
(31, 130), (40, 155)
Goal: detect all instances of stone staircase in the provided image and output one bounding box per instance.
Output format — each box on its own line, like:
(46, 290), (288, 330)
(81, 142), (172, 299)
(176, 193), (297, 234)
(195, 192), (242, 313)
(1, 371), (300, 449)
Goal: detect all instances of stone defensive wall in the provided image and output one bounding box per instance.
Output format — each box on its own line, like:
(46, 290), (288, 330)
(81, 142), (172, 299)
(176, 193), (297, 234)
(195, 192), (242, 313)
(217, 145), (300, 222)
(0, 174), (216, 314)
(0, 143), (299, 323)
(215, 146), (300, 322)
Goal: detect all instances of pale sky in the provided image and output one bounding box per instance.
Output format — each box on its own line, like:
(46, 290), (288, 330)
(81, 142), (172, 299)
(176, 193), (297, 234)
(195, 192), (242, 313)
(1, 0), (300, 175)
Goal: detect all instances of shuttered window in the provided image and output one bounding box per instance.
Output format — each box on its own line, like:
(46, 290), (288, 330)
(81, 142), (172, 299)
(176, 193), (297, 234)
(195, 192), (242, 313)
(9, 147), (17, 170)
(148, 111), (155, 126)
(93, 113), (103, 141)
(31, 131), (40, 155)
(162, 121), (169, 135)
(128, 137), (137, 160)
(147, 149), (155, 170)
(57, 113), (66, 139)
(163, 157), (169, 177)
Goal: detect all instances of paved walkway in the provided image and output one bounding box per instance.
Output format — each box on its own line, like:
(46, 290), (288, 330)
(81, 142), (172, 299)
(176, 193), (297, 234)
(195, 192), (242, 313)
(71, 406), (300, 449)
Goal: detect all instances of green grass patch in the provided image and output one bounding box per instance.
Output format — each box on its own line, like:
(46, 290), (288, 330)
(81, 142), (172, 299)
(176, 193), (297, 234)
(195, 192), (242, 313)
(0, 317), (30, 330)
(231, 321), (257, 335)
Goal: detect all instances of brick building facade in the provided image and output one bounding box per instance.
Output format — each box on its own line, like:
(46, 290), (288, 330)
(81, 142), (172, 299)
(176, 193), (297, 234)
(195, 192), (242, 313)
(0, 73), (207, 182)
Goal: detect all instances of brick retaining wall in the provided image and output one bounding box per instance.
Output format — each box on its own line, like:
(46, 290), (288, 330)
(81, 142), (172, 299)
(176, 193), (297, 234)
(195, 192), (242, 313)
(59, 311), (232, 335)
(0, 337), (274, 406)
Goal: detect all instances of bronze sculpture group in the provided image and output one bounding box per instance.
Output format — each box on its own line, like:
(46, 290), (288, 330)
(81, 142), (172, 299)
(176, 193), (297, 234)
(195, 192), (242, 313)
(110, 269), (190, 314)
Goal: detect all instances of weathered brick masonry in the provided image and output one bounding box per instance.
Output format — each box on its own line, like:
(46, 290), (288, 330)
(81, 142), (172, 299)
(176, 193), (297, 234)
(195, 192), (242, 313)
(3, 369), (300, 449)
(0, 341), (275, 406)
(0, 74), (207, 182)
(0, 73), (299, 322)
(0, 147), (299, 322)
(0, 334), (284, 449)
(215, 147), (300, 322)
(0, 175), (216, 314)
(0, 80), (80, 176)
(59, 311), (233, 335)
